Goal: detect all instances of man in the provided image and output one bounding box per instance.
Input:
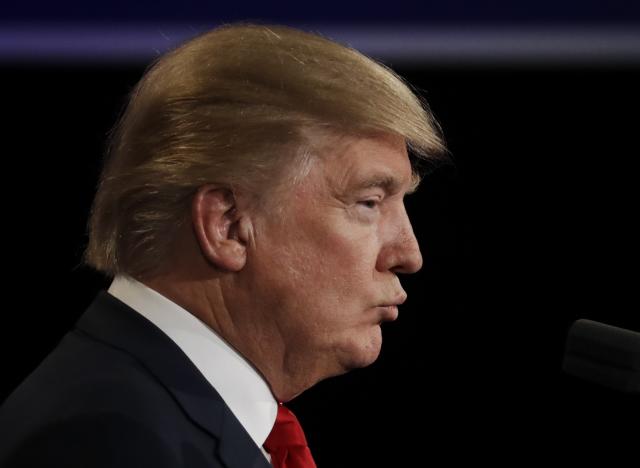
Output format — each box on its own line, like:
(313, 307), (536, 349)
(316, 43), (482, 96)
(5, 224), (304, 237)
(0, 23), (445, 467)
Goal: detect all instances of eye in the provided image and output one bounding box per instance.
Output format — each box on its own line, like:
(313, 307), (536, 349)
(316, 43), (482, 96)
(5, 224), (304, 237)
(358, 199), (380, 209)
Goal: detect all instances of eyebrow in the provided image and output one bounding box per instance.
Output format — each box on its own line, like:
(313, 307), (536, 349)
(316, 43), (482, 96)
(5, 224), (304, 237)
(352, 171), (422, 195)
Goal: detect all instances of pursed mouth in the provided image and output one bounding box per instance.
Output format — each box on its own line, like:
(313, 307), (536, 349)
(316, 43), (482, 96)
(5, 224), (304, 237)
(376, 304), (399, 323)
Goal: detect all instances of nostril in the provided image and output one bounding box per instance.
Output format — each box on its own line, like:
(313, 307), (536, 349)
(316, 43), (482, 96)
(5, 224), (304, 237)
(391, 246), (422, 274)
(376, 229), (423, 274)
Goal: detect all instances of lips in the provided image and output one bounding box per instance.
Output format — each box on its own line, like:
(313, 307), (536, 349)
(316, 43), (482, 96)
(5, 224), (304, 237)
(377, 305), (399, 322)
(375, 292), (406, 323)
(380, 292), (407, 308)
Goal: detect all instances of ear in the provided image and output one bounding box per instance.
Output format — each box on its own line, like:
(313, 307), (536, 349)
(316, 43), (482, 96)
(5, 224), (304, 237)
(191, 185), (251, 272)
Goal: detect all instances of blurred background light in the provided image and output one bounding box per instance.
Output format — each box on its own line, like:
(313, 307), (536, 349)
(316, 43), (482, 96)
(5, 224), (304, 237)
(2, 0), (640, 65)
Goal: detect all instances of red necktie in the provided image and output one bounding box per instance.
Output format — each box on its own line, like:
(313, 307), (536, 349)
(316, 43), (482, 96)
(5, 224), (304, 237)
(263, 402), (317, 468)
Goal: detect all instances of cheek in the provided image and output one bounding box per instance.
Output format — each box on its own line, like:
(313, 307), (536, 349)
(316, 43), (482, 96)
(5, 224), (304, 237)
(296, 237), (380, 321)
(256, 204), (381, 308)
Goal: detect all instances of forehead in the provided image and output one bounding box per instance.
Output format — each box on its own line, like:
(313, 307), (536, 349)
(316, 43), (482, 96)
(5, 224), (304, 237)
(319, 132), (416, 193)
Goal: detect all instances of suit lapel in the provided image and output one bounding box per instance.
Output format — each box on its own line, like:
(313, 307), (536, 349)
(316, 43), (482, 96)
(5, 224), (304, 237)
(75, 291), (272, 468)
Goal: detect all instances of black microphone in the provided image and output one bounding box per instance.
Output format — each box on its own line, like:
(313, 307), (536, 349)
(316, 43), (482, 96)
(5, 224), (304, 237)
(562, 319), (640, 394)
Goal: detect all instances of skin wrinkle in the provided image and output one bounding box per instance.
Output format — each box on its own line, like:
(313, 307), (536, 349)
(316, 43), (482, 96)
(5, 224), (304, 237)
(241, 132), (419, 399)
(142, 131), (422, 402)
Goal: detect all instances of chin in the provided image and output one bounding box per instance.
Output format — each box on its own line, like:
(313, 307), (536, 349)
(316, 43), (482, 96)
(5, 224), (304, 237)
(343, 330), (383, 370)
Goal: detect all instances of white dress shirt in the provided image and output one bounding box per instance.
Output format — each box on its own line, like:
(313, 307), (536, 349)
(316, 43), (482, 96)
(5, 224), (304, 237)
(107, 275), (277, 462)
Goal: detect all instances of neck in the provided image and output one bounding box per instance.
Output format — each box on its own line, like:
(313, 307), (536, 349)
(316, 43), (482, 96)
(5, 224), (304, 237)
(138, 272), (324, 402)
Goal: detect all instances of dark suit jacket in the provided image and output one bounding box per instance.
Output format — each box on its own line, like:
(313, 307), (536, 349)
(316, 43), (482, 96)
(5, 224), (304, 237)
(0, 291), (272, 468)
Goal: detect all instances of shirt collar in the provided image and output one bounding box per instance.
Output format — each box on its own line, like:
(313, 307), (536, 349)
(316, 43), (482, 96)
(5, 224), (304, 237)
(107, 274), (278, 452)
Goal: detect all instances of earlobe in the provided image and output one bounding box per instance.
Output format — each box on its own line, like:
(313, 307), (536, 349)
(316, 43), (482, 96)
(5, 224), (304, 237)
(192, 185), (249, 272)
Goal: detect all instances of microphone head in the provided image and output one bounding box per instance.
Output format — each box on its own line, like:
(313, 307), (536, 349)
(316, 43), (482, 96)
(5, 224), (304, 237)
(562, 319), (640, 394)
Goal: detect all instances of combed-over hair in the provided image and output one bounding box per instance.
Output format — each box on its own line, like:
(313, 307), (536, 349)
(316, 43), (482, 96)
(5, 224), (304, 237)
(83, 22), (446, 278)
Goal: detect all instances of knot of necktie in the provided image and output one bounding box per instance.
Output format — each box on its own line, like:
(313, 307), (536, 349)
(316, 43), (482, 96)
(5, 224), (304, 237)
(263, 403), (317, 468)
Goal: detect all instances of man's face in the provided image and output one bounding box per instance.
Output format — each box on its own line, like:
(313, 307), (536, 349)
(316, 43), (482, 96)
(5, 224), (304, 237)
(244, 132), (423, 382)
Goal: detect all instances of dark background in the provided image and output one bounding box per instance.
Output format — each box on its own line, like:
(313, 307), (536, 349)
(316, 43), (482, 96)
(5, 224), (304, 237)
(4, 0), (640, 23)
(2, 3), (639, 465)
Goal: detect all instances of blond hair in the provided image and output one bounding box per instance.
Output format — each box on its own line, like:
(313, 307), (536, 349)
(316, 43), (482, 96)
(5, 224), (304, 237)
(84, 22), (446, 278)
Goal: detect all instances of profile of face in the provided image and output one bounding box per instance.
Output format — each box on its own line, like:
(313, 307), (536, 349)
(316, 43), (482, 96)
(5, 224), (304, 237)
(241, 132), (423, 385)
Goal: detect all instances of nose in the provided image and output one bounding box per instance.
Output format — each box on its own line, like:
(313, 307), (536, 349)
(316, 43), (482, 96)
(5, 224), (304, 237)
(376, 207), (423, 275)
